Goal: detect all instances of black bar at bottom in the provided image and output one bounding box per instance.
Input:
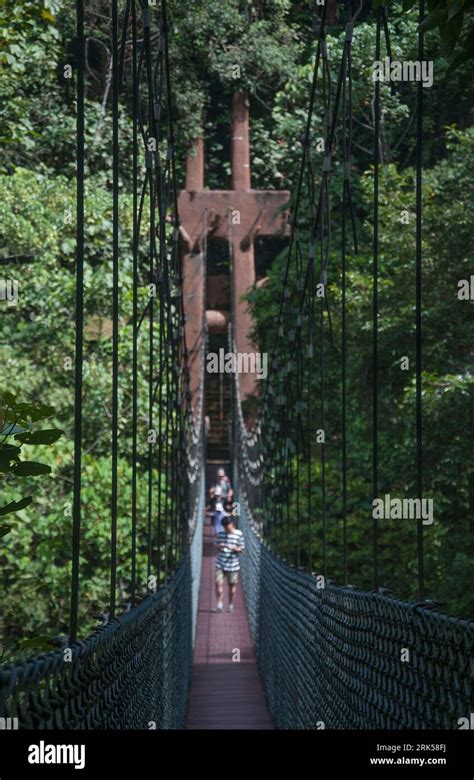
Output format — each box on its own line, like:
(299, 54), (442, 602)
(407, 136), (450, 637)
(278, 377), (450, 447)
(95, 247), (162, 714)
(0, 729), (472, 777)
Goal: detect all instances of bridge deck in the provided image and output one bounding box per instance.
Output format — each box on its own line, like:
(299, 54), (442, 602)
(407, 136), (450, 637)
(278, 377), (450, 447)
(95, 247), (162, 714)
(186, 522), (273, 729)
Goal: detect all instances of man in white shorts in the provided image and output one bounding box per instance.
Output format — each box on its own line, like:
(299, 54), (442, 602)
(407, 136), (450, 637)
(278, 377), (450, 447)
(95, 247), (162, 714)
(214, 516), (245, 613)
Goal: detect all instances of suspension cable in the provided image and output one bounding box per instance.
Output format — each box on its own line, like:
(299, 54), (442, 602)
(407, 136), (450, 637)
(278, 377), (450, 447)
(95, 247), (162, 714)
(110, 0), (120, 619)
(415, 0), (425, 601)
(130, 0), (138, 607)
(70, 0), (85, 644)
(372, 8), (381, 592)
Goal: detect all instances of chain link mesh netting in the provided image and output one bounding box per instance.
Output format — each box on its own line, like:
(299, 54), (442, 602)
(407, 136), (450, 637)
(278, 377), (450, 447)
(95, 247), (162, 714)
(238, 489), (473, 729)
(0, 468), (204, 730)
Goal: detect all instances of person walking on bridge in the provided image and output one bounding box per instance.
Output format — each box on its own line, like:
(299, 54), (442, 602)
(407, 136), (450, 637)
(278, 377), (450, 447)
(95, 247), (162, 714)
(210, 468), (233, 510)
(216, 467), (233, 505)
(213, 498), (228, 535)
(214, 516), (245, 613)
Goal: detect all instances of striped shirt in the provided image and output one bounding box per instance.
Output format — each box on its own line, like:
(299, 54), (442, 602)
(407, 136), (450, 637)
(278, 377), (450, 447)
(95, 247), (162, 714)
(215, 529), (245, 571)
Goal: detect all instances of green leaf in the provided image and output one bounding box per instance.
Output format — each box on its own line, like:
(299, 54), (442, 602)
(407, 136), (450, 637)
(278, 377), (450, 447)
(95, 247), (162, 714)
(0, 496), (33, 516)
(15, 428), (63, 445)
(1, 391), (16, 406)
(40, 9), (56, 23)
(19, 636), (55, 651)
(14, 402), (55, 423)
(447, 0), (465, 18)
(440, 12), (464, 54)
(13, 461), (51, 476)
(0, 525), (12, 538)
(0, 444), (21, 472)
(446, 25), (474, 69)
(419, 8), (447, 31)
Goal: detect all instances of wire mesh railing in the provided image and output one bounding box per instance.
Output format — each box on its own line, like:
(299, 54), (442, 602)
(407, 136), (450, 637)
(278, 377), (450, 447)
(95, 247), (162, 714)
(236, 476), (473, 730)
(0, 469), (204, 729)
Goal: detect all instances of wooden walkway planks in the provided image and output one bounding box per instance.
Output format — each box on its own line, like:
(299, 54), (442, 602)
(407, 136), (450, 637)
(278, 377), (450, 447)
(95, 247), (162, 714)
(186, 522), (273, 730)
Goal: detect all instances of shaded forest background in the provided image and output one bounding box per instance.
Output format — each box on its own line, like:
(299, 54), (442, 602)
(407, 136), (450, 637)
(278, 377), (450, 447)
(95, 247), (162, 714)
(0, 0), (472, 658)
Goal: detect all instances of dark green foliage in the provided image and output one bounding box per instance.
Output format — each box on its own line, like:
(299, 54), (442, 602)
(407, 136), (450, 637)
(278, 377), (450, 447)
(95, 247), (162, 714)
(0, 0), (472, 661)
(0, 393), (63, 529)
(247, 127), (474, 617)
(374, 0), (474, 71)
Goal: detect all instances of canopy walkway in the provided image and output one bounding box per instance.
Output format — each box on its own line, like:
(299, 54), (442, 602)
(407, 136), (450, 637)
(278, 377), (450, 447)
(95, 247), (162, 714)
(186, 523), (272, 730)
(0, 0), (472, 732)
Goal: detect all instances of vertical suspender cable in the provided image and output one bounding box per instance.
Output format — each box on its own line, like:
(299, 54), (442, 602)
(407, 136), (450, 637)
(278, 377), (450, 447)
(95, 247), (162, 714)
(341, 2), (358, 585)
(162, 0), (182, 570)
(295, 244), (302, 567)
(130, 0), (138, 607)
(156, 173), (165, 582)
(341, 45), (348, 587)
(70, 0), (85, 643)
(157, 278), (164, 582)
(110, 0), (119, 618)
(415, 0), (425, 601)
(147, 289), (154, 584)
(320, 47), (329, 581)
(372, 10), (381, 592)
(143, 6), (154, 583)
(155, 27), (165, 584)
(320, 224), (327, 580)
(307, 250), (313, 573)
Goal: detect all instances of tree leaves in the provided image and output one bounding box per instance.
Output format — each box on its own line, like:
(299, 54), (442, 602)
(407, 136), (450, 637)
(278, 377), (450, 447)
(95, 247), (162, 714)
(419, 9), (448, 32)
(447, 0), (465, 19)
(249, 127), (474, 617)
(13, 402), (56, 424)
(15, 429), (63, 445)
(417, 0), (472, 68)
(12, 461), (52, 477)
(0, 496), (33, 516)
(446, 24), (474, 70)
(439, 11), (464, 55)
(1, 394), (60, 518)
(40, 9), (56, 24)
(2, 394), (56, 426)
(0, 444), (21, 472)
(375, 0), (473, 70)
(19, 636), (55, 652)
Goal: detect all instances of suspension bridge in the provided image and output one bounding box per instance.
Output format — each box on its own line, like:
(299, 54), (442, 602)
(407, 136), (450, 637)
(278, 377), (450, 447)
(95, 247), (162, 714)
(0, 0), (472, 731)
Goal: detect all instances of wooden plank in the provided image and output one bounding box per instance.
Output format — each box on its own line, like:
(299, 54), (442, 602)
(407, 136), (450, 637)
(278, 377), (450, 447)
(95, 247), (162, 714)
(186, 523), (273, 729)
